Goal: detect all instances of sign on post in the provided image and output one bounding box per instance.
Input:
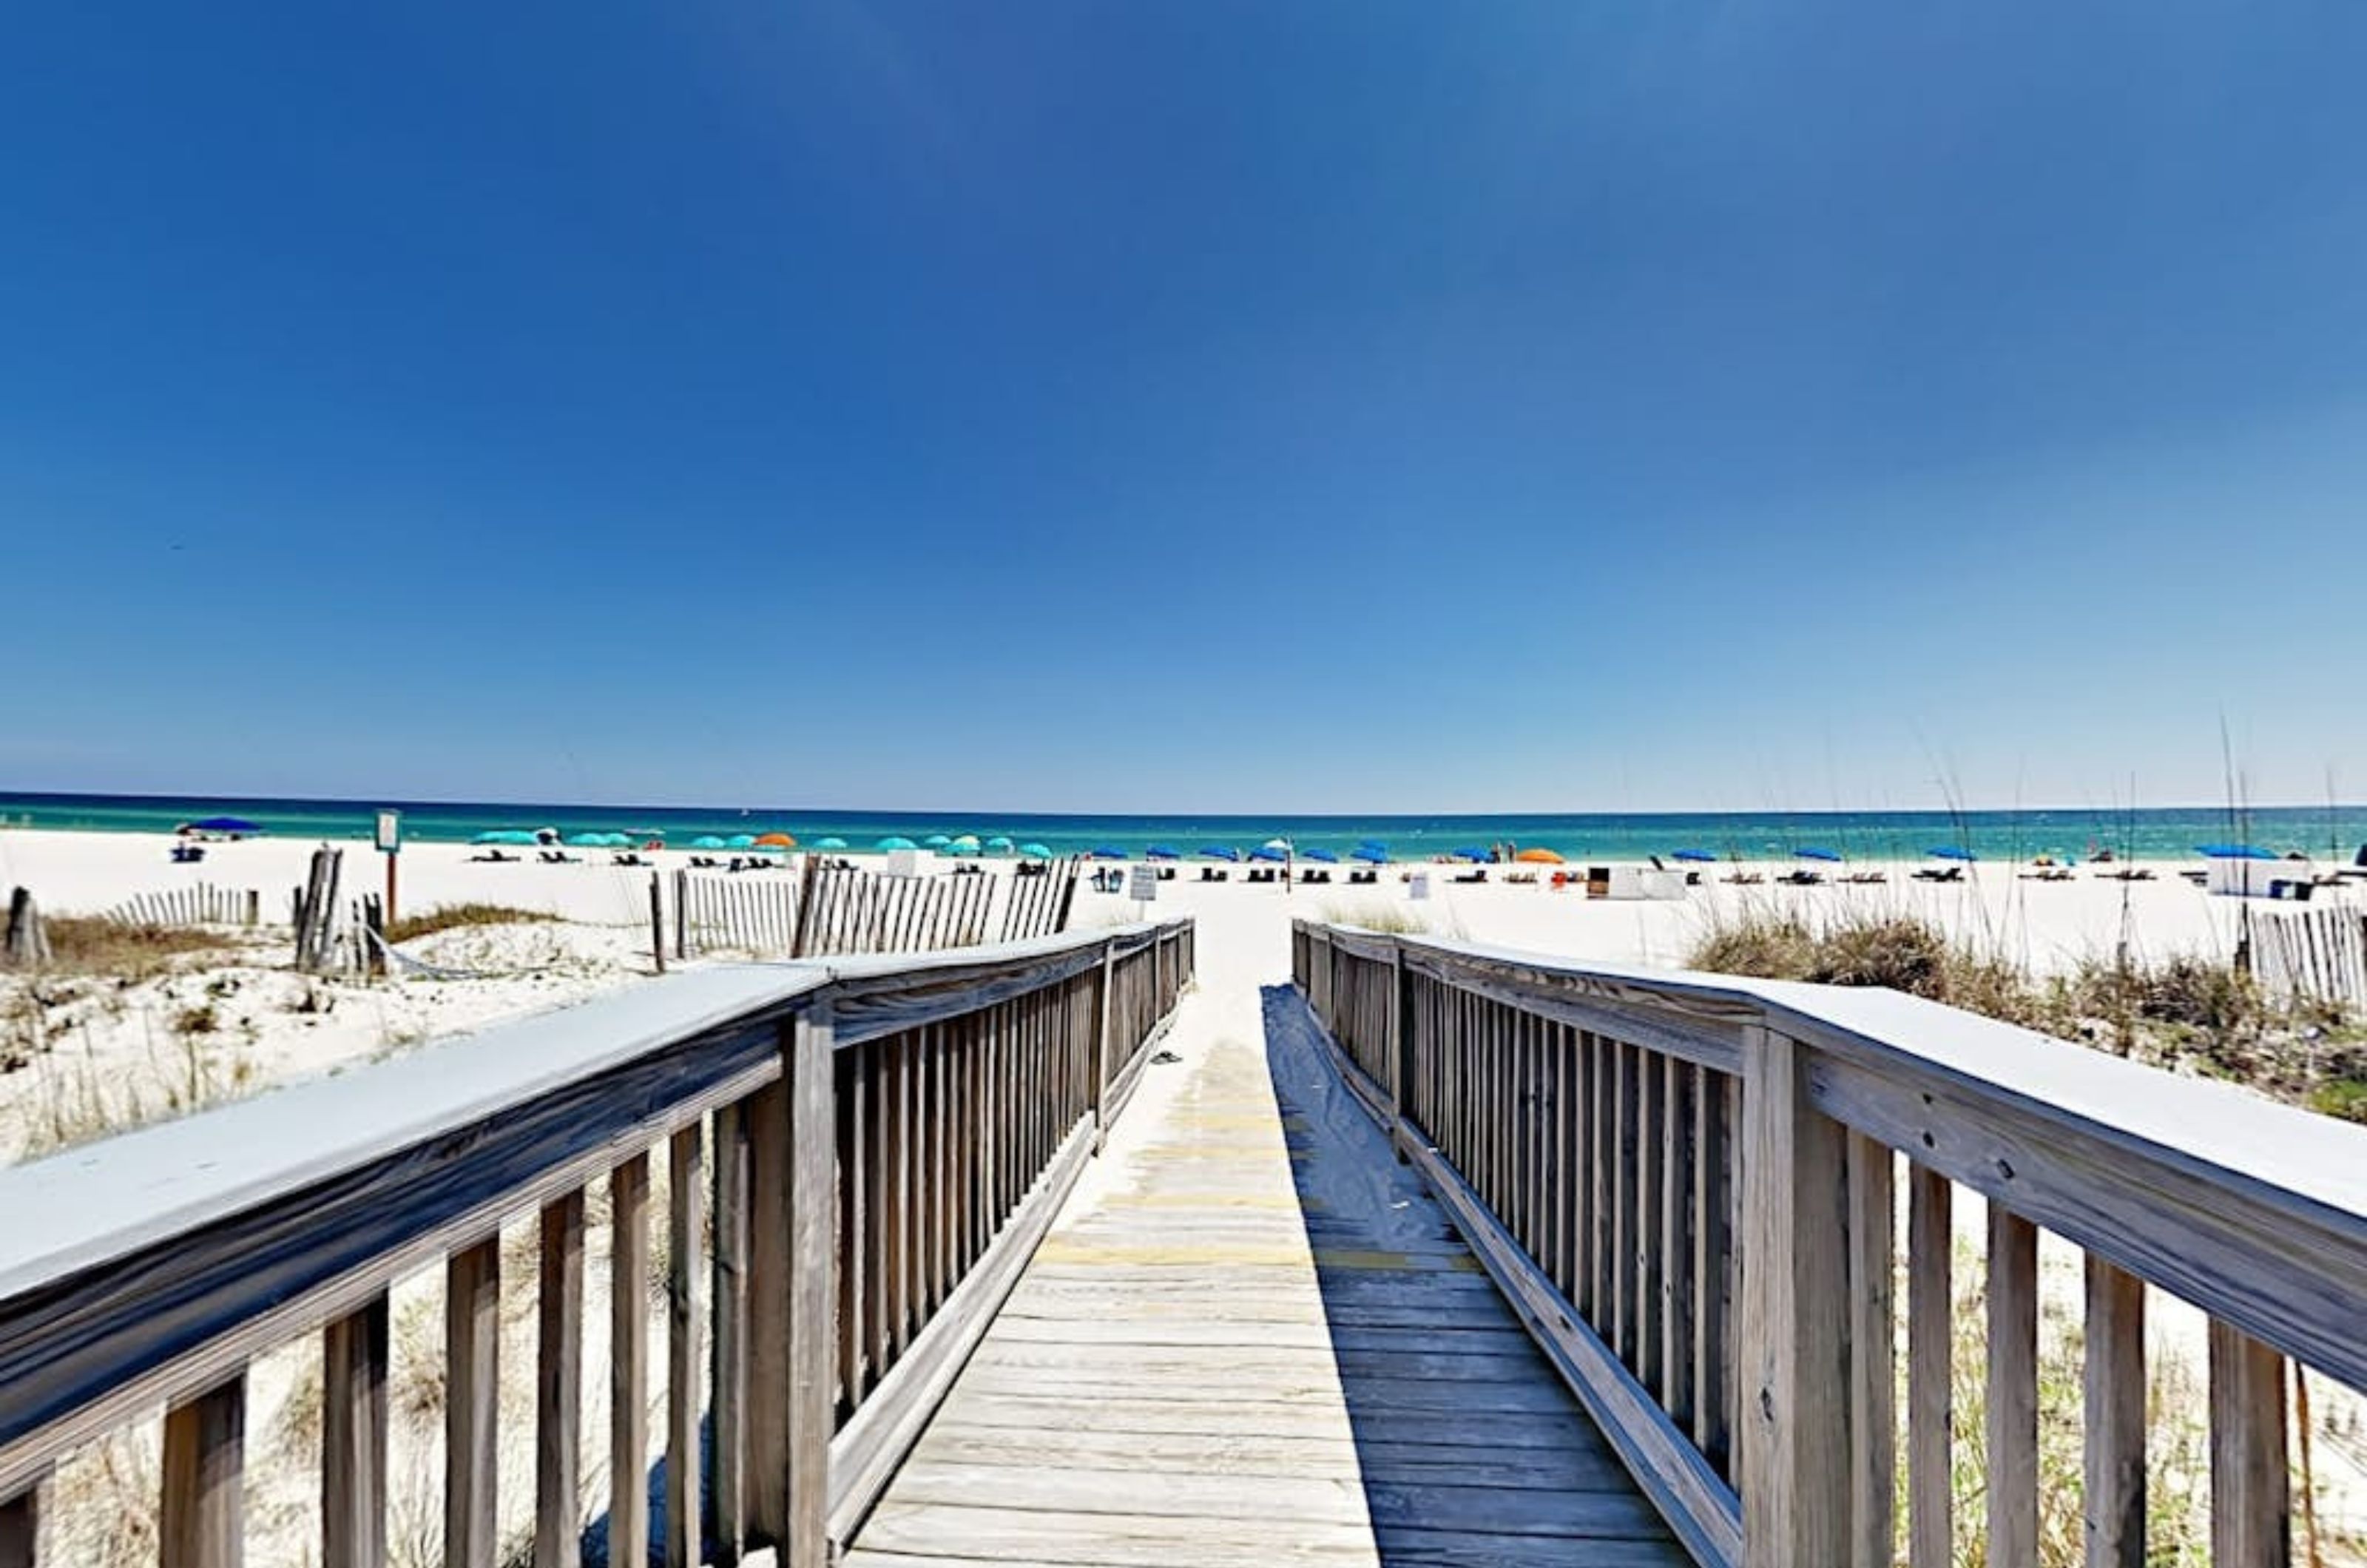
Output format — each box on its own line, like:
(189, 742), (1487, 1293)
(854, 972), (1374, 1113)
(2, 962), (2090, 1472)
(1127, 863), (1159, 902)
(1408, 871), (1430, 902)
(374, 811), (402, 853)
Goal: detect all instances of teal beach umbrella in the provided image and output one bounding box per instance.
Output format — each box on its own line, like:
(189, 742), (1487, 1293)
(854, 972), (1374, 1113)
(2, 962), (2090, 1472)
(986, 835), (1015, 851)
(923, 835), (951, 848)
(877, 836), (918, 851)
(814, 837), (848, 850)
(726, 834), (757, 849)
(1019, 842), (1053, 859)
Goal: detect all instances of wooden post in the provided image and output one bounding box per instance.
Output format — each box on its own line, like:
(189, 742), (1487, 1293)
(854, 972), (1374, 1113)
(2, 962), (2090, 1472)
(710, 1102), (750, 1562)
(323, 1294), (388, 1568)
(2209, 1321), (2291, 1568)
(648, 873), (666, 976)
(445, 1240), (500, 1568)
(674, 869), (690, 962)
(1091, 941), (1115, 1153)
(1388, 940), (1411, 1163)
(161, 1377), (244, 1568)
(2, 888), (47, 969)
(2084, 1257), (2147, 1568)
(1906, 1166), (1953, 1568)
(666, 1126), (703, 1568)
(1738, 1024), (1851, 1568)
(610, 1154), (651, 1568)
(1987, 1207), (2039, 1568)
(0, 1483), (40, 1568)
(746, 1078), (793, 1547)
(1845, 1135), (1894, 1568)
(536, 1190), (585, 1568)
(783, 1006), (837, 1568)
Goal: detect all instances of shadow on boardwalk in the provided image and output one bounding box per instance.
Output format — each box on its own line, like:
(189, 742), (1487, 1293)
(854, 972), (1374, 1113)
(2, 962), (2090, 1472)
(1258, 984), (1685, 1567)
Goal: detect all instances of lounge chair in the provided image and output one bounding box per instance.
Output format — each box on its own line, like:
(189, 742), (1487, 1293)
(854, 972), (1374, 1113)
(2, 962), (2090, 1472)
(1721, 872), (1765, 885)
(1911, 866), (1963, 883)
(1451, 869), (1487, 885)
(1778, 870), (1824, 886)
(171, 843), (206, 864)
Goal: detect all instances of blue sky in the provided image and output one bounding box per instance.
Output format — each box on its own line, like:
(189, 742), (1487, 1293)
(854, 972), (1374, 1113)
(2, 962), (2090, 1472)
(5, 1), (2362, 813)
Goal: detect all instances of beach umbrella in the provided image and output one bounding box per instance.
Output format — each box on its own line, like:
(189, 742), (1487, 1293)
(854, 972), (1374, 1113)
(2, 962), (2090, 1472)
(1145, 845), (1181, 860)
(690, 835), (726, 849)
(2195, 844), (2277, 861)
(1515, 848), (1564, 865)
(1796, 848), (1843, 863)
(754, 832), (797, 848)
(877, 836), (918, 851)
(1351, 846), (1389, 864)
(473, 829), (530, 845)
(1261, 837), (1292, 853)
(601, 833), (637, 848)
(948, 834), (982, 850)
(187, 815), (261, 834)
(1249, 845), (1289, 863)
(1200, 845), (1241, 862)
(814, 837), (848, 850)
(1452, 847), (1490, 862)
(1090, 845), (1129, 860)
(1924, 846), (1977, 862)
(1300, 848), (1340, 863)
(1672, 848), (1718, 864)
(922, 834), (951, 848)
(726, 834), (757, 849)
(564, 832), (607, 848)
(1019, 842), (1053, 859)
(986, 835), (1015, 851)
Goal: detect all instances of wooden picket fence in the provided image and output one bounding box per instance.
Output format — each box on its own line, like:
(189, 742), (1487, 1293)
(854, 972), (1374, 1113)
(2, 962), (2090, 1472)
(104, 884), (263, 930)
(675, 857), (1080, 960)
(2249, 905), (2367, 1011)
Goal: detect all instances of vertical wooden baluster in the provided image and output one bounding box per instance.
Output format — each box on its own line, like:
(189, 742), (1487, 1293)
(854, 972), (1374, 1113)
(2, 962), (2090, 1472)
(866, 1042), (893, 1385)
(783, 1005), (838, 1568)
(747, 1075), (791, 1546)
(1738, 1025), (1850, 1568)
(1590, 1033), (1613, 1328)
(847, 1052), (869, 1399)
(2084, 1257), (2146, 1567)
(1635, 1047), (1664, 1390)
(323, 1293), (389, 1568)
(1986, 1206), (2039, 1568)
(162, 1376), (245, 1568)
(446, 1240), (500, 1568)
(536, 1189), (586, 1568)
(666, 1126), (703, 1568)
(0, 1484), (36, 1568)
(883, 1037), (908, 1365)
(1661, 1056), (1695, 1427)
(1692, 1064), (1730, 1470)
(710, 1104), (749, 1562)
(2209, 1321), (2291, 1568)
(609, 1153), (651, 1568)
(1906, 1166), (1952, 1568)
(1846, 1135), (1894, 1568)
(1540, 1021), (1564, 1289)
(1613, 1041), (1637, 1366)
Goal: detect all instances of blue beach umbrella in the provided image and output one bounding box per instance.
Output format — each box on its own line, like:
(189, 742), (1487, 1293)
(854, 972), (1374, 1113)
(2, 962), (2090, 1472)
(188, 815), (261, 834)
(1452, 847), (1490, 862)
(1351, 845), (1389, 864)
(1925, 846), (1977, 862)
(943, 836), (982, 856)
(1249, 845), (1289, 863)
(922, 834), (951, 848)
(1090, 845), (1129, 860)
(690, 835), (726, 849)
(985, 836), (1015, 851)
(1019, 842), (1053, 859)
(1200, 845), (1241, 862)
(1301, 848), (1340, 863)
(2195, 844), (2277, 861)
(1144, 845), (1181, 860)
(565, 832), (607, 848)
(1672, 848), (1718, 864)
(877, 836), (919, 851)
(1796, 848), (1844, 863)
(813, 837), (848, 850)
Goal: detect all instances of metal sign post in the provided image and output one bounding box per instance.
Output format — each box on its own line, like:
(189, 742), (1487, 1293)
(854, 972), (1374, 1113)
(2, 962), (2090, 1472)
(376, 810), (402, 927)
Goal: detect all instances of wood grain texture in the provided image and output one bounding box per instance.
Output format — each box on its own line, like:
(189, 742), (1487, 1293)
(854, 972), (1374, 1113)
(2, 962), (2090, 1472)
(2208, 1320), (2291, 1568)
(444, 1240), (499, 1568)
(664, 1127), (701, 1568)
(0, 1485), (34, 1568)
(1845, 1135), (1894, 1568)
(607, 1154), (649, 1568)
(1738, 1026), (1849, 1568)
(161, 1377), (243, 1568)
(322, 1294), (388, 1568)
(535, 1190), (584, 1568)
(2082, 1256), (2145, 1568)
(1985, 1206), (2039, 1568)
(1905, 1166), (1952, 1568)
(783, 1010), (836, 1568)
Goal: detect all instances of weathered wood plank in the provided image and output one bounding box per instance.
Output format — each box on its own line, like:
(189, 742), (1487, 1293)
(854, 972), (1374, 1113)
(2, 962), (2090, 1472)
(161, 1378), (243, 1568)
(608, 1153), (649, 1568)
(1845, 1135), (1893, 1568)
(1905, 1166), (1951, 1568)
(322, 1294), (388, 1568)
(445, 1240), (499, 1568)
(665, 1126), (701, 1568)
(784, 1010), (835, 1567)
(2082, 1256), (2144, 1568)
(0, 1487), (34, 1568)
(1985, 1206), (2039, 1568)
(535, 1189), (584, 1568)
(2207, 1320), (2290, 1568)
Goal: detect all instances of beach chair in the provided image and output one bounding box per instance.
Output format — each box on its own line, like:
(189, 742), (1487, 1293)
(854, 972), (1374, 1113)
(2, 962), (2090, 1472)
(171, 843), (206, 864)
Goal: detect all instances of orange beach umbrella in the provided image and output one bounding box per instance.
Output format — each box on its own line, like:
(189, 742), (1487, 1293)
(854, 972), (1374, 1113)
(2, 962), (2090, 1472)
(754, 832), (797, 848)
(1515, 848), (1564, 864)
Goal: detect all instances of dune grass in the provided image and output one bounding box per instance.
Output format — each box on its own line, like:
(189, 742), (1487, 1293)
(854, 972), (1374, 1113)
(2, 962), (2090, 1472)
(385, 902), (558, 944)
(33, 916), (235, 981)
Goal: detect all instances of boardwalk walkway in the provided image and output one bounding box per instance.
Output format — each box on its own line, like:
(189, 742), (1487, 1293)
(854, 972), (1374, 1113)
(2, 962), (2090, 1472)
(843, 957), (1684, 1567)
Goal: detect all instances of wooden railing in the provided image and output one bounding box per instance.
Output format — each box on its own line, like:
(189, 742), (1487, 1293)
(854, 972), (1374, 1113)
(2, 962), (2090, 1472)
(0, 916), (1192, 1568)
(1294, 919), (2367, 1568)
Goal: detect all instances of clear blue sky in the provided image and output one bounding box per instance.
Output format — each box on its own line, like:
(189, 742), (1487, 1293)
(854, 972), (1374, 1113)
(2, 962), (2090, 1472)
(6, 2), (2362, 814)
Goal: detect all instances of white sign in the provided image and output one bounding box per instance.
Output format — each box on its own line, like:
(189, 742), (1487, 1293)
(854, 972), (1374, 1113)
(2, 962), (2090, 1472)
(1127, 863), (1159, 902)
(1408, 871), (1430, 902)
(375, 810), (401, 853)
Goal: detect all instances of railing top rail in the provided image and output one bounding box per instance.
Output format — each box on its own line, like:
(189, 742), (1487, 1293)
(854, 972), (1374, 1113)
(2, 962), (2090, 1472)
(1297, 919), (2367, 1239)
(0, 918), (1189, 1303)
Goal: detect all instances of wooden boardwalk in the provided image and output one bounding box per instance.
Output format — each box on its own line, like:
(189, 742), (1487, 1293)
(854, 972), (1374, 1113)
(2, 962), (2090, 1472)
(843, 970), (1685, 1567)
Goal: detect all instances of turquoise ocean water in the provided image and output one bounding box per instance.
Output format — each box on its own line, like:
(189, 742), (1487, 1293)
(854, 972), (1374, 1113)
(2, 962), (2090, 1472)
(0, 791), (2356, 865)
